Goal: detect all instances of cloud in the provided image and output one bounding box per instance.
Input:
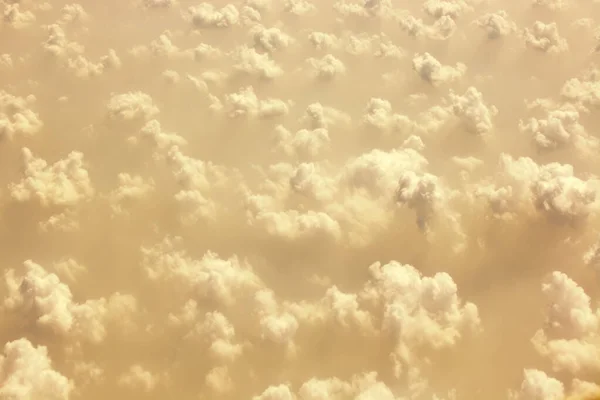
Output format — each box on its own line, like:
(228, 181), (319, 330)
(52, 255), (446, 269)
(523, 21), (569, 54)
(447, 86), (498, 135)
(475, 10), (517, 39)
(106, 91), (159, 123)
(306, 54), (346, 80)
(519, 104), (598, 154)
(412, 52), (466, 85)
(510, 369), (565, 400)
(187, 3), (240, 29)
(3, 4), (36, 29)
(531, 271), (600, 374)
(0, 338), (73, 400)
(221, 86), (291, 119)
(0, 91), (43, 139)
(3, 260), (136, 343)
(9, 148), (94, 207)
(232, 45), (284, 79)
(251, 25), (295, 53)
(2, 0), (600, 399)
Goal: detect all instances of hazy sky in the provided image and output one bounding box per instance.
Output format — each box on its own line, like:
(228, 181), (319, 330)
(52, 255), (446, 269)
(0, 0), (600, 399)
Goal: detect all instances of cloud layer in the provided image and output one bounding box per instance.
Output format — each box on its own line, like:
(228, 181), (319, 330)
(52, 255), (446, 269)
(0, 0), (599, 399)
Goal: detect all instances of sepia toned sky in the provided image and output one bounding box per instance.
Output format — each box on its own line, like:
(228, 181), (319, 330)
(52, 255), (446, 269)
(0, 0), (600, 399)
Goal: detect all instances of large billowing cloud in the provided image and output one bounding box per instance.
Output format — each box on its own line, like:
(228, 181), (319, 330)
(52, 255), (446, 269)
(0, 0), (599, 399)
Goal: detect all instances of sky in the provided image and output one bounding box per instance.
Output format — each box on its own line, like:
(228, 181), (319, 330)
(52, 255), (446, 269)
(0, 0), (600, 399)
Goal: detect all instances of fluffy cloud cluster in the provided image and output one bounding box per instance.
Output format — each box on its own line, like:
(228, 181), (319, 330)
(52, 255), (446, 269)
(0, 91), (43, 139)
(1, 0), (600, 399)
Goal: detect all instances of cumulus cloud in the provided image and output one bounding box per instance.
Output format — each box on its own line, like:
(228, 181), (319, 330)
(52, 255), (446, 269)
(519, 104), (599, 154)
(306, 54), (346, 80)
(0, 338), (73, 400)
(3, 260), (136, 343)
(221, 86), (291, 119)
(475, 10), (517, 39)
(523, 21), (569, 54)
(251, 25), (295, 53)
(531, 271), (600, 374)
(187, 3), (240, 29)
(3, 4), (36, 29)
(106, 91), (159, 123)
(231, 45), (284, 79)
(474, 154), (600, 223)
(9, 148), (94, 207)
(447, 86), (498, 135)
(510, 369), (565, 400)
(0, 91), (43, 139)
(412, 52), (466, 85)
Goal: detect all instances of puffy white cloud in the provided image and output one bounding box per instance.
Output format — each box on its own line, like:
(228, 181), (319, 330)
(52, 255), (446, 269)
(284, 0), (316, 15)
(361, 261), (480, 348)
(251, 208), (343, 243)
(60, 4), (88, 24)
(342, 147), (429, 198)
(412, 52), (466, 85)
(163, 146), (233, 224)
(398, 11), (457, 40)
(3, 4), (36, 29)
(256, 290), (297, 335)
(333, 1), (371, 18)
(475, 10), (517, 39)
(42, 24), (83, 58)
(251, 25), (295, 52)
(0, 338), (73, 400)
(447, 86), (498, 135)
(423, 0), (471, 19)
(39, 23), (114, 78)
(300, 103), (350, 129)
(344, 34), (376, 56)
(106, 91), (159, 123)
(3, 260), (135, 343)
(510, 369), (564, 400)
(274, 125), (330, 158)
(187, 3), (240, 29)
(374, 37), (405, 59)
(222, 86), (291, 119)
(298, 376), (353, 400)
(474, 154), (600, 223)
(109, 173), (155, 214)
(0, 91), (43, 139)
(245, 0), (274, 13)
(130, 31), (184, 59)
(307, 31), (341, 51)
(561, 67), (600, 111)
(232, 45), (284, 79)
(306, 54), (346, 80)
(519, 104), (598, 154)
(132, 119), (187, 154)
(141, 236), (262, 305)
(361, 97), (421, 136)
(9, 148), (94, 207)
(570, 379), (600, 399)
(254, 384), (295, 400)
(523, 21), (569, 54)
(531, 271), (600, 374)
